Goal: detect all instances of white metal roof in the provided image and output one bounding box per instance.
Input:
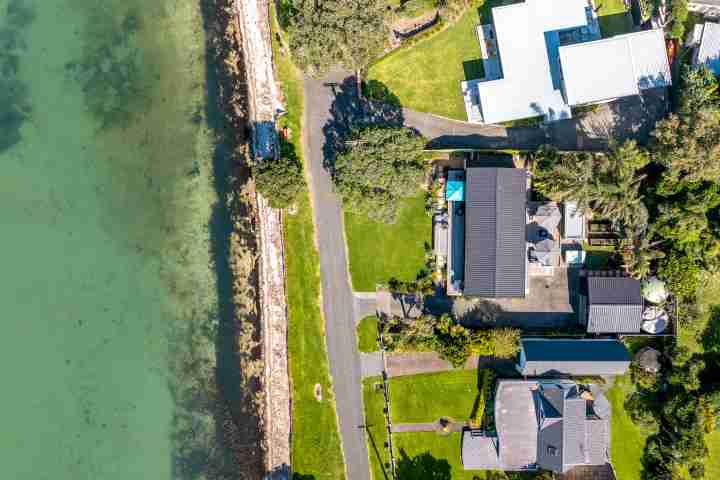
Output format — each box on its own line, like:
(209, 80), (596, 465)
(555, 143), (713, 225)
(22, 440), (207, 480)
(696, 22), (720, 75)
(476, 0), (587, 124)
(559, 29), (671, 106)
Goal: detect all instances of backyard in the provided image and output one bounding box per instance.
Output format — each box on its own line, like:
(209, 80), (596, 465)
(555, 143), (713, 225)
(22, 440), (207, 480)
(606, 374), (652, 480)
(367, 0), (492, 120)
(345, 193), (431, 292)
(596, 0), (633, 37)
(274, 10), (345, 479)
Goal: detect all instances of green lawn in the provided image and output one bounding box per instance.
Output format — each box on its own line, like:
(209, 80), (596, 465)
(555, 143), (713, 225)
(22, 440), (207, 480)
(596, 0), (633, 37)
(606, 374), (653, 480)
(707, 431), (720, 478)
(368, 0), (494, 120)
(364, 376), (393, 480)
(274, 10), (346, 479)
(358, 315), (380, 353)
(344, 193), (431, 292)
(389, 370), (479, 423)
(394, 432), (536, 480)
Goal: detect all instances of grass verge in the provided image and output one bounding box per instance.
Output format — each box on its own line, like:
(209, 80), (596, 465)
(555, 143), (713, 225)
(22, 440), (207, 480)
(345, 193), (431, 291)
(389, 370), (479, 423)
(273, 9), (346, 479)
(367, 0), (493, 120)
(358, 315), (380, 353)
(363, 376), (393, 480)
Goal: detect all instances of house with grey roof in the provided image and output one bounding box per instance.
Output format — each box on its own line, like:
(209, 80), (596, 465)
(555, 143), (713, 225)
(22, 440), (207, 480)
(517, 338), (631, 377)
(585, 277), (643, 333)
(462, 380), (614, 475)
(462, 166), (527, 298)
(461, 0), (671, 124)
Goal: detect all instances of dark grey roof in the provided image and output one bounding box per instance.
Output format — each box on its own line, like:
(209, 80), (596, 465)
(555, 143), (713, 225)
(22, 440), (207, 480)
(464, 167), (527, 297)
(538, 416), (564, 472)
(461, 430), (500, 469)
(587, 277), (643, 333)
(540, 385), (566, 418)
(536, 384), (609, 473)
(519, 339), (631, 376)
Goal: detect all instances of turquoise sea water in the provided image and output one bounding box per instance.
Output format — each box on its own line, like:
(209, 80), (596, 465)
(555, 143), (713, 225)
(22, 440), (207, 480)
(1, 0), (224, 477)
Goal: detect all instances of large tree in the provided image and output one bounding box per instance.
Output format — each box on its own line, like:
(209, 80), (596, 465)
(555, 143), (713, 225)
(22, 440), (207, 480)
(285, 0), (387, 83)
(652, 65), (720, 188)
(332, 126), (426, 222)
(652, 109), (720, 186)
(533, 141), (649, 236)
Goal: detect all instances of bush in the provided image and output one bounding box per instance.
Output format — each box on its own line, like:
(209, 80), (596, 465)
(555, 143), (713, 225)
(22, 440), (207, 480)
(253, 151), (304, 209)
(658, 252), (701, 302)
(490, 328), (521, 359)
(471, 369), (495, 428)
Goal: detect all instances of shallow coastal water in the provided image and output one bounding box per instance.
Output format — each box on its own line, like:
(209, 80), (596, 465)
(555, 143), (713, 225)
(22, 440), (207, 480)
(0, 1), (222, 478)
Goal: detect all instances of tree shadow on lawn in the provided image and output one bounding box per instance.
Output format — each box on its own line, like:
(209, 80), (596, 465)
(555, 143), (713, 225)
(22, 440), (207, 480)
(322, 75), (406, 171)
(396, 449), (452, 480)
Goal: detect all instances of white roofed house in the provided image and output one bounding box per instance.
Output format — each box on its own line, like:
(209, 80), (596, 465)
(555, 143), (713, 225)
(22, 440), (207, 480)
(690, 22), (720, 74)
(461, 0), (671, 124)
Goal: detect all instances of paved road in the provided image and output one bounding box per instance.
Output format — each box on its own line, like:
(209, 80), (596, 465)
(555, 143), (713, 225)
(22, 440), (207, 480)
(304, 71), (371, 480)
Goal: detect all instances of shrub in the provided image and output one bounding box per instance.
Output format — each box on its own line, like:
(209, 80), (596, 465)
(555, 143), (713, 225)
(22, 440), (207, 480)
(490, 328), (521, 359)
(658, 252), (701, 302)
(253, 152), (304, 209)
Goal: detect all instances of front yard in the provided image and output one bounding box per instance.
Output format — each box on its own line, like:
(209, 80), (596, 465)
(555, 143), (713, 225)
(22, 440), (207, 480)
(390, 370), (479, 423)
(367, 0), (492, 121)
(345, 193), (431, 292)
(364, 371), (537, 480)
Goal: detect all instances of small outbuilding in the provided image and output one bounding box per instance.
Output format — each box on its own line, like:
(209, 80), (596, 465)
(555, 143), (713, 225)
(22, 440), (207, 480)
(635, 346), (662, 374)
(586, 276), (643, 333)
(517, 338), (631, 377)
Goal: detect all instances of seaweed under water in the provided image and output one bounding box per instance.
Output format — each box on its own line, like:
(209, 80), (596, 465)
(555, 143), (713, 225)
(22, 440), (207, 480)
(0, 0), (33, 154)
(71, 7), (150, 130)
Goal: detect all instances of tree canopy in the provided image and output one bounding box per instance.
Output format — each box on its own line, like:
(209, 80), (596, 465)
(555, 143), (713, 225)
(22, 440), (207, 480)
(253, 143), (304, 209)
(533, 140), (649, 237)
(284, 0), (387, 77)
(332, 126), (427, 223)
(652, 65), (720, 188)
